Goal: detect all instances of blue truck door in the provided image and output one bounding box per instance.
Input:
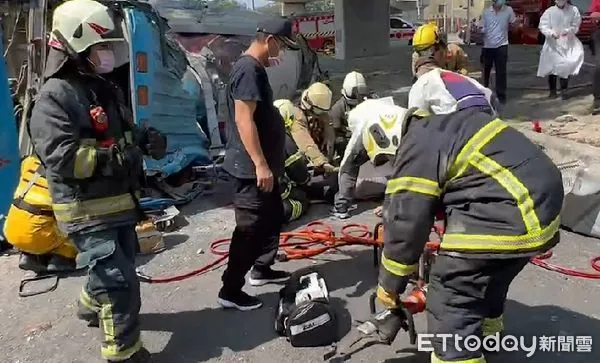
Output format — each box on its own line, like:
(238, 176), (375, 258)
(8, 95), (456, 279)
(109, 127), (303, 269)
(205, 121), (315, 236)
(0, 32), (21, 239)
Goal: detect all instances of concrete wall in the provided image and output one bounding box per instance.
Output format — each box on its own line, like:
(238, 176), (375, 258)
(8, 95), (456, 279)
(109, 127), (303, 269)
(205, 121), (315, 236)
(334, 0), (390, 60)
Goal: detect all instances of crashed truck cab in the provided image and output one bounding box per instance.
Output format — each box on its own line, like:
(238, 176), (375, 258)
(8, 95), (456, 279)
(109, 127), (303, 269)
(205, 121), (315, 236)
(98, 1), (219, 207)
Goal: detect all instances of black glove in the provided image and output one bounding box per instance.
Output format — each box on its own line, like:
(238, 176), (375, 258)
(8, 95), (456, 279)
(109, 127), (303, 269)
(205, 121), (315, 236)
(356, 308), (408, 345)
(122, 144), (144, 181)
(140, 127), (167, 160)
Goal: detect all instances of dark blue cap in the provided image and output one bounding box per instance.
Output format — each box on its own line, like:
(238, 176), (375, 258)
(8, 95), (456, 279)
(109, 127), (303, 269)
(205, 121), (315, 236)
(256, 18), (297, 46)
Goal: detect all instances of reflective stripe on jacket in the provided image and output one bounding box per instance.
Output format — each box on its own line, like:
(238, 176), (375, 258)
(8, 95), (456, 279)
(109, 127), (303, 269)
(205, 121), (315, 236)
(379, 109), (563, 294)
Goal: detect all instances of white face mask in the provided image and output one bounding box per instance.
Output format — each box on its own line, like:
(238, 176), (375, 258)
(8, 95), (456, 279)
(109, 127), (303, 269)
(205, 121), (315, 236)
(91, 49), (116, 74)
(267, 38), (283, 67)
(556, 0), (567, 7)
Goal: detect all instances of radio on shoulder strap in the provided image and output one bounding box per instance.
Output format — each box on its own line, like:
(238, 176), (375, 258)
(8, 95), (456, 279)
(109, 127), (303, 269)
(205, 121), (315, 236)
(275, 271), (338, 347)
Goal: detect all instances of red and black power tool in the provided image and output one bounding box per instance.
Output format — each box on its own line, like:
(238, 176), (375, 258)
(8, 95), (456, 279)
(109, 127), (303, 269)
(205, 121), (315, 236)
(90, 105), (116, 147)
(324, 220), (442, 361)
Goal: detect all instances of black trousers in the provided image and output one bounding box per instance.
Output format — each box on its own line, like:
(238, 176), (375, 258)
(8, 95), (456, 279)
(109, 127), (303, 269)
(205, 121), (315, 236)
(591, 28), (600, 104)
(548, 75), (569, 91)
(427, 254), (530, 361)
(482, 45), (508, 103)
(221, 177), (283, 293)
(72, 225), (143, 361)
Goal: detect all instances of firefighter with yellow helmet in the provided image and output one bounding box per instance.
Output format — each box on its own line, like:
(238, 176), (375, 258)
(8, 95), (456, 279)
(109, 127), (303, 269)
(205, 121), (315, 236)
(274, 99), (339, 223)
(355, 95), (563, 363)
(28, 0), (166, 361)
(409, 24), (498, 116)
(328, 71), (372, 162)
(290, 82), (338, 172)
(411, 22), (469, 80)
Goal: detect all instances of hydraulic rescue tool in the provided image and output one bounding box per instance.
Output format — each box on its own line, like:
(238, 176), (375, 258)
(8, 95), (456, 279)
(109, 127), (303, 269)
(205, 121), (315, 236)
(324, 221), (442, 362)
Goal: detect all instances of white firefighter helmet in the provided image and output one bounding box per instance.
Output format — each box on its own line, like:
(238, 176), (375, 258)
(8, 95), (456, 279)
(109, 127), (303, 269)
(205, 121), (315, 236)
(358, 103), (409, 165)
(342, 71), (368, 106)
(300, 82), (333, 114)
(274, 99), (296, 131)
(49, 0), (124, 53)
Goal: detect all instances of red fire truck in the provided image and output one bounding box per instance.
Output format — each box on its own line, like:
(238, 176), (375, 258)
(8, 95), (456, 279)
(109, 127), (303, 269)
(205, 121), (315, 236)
(291, 13), (417, 51)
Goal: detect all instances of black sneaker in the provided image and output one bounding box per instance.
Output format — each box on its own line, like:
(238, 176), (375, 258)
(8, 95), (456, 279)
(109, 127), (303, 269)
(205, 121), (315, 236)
(249, 267), (291, 286)
(217, 289), (263, 311)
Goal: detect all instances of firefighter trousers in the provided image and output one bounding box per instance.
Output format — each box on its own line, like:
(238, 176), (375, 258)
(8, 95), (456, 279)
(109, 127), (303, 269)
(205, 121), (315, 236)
(282, 173), (339, 223)
(426, 254), (530, 362)
(72, 225), (143, 361)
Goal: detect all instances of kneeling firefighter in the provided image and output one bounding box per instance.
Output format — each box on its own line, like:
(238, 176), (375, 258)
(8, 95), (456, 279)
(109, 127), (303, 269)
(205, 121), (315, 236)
(364, 106), (564, 362)
(411, 22), (469, 82)
(28, 1), (166, 362)
(332, 100), (410, 219)
(328, 71), (371, 160)
(290, 82), (337, 171)
(274, 99), (339, 223)
(4, 156), (78, 273)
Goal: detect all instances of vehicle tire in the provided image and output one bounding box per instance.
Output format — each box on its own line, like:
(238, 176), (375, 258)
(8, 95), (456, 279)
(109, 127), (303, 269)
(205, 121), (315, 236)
(408, 38), (413, 46)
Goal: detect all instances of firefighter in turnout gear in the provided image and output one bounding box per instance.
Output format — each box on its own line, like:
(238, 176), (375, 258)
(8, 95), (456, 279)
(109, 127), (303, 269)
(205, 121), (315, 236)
(332, 99), (410, 219)
(275, 99), (339, 223)
(290, 82), (337, 171)
(411, 23), (469, 81)
(28, 1), (166, 361)
(367, 105), (564, 363)
(328, 71), (370, 160)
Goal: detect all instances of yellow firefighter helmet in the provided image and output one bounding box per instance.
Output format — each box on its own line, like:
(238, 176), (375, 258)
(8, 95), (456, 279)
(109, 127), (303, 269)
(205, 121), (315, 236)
(49, 0), (124, 53)
(300, 82), (333, 115)
(412, 23), (446, 52)
(274, 99), (297, 131)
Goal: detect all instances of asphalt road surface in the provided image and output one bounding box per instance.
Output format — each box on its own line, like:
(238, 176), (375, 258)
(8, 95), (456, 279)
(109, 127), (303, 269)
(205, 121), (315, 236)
(1, 175), (599, 363)
(2, 44), (600, 363)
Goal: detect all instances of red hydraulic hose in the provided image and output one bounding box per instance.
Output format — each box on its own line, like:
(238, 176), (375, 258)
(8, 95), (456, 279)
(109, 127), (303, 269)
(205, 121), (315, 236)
(136, 220), (600, 283)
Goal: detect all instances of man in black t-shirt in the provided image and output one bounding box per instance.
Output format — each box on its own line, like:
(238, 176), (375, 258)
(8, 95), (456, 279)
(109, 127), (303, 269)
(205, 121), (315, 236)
(219, 18), (297, 311)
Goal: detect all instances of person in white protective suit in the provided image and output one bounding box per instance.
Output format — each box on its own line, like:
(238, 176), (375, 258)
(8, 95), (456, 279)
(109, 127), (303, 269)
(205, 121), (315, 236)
(537, 0), (584, 99)
(331, 98), (411, 219)
(408, 67), (498, 116)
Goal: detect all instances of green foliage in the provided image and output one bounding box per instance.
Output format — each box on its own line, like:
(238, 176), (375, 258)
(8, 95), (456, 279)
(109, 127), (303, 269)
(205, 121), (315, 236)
(305, 0), (334, 12)
(204, 0), (242, 9)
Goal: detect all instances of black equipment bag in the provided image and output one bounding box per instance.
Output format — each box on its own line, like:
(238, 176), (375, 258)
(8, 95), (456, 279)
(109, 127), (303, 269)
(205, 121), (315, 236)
(275, 271), (338, 347)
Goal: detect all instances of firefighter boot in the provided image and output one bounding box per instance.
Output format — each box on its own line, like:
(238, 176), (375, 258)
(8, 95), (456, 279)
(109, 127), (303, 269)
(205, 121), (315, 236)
(107, 347), (152, 363)
(18, 253), (49, 273)
(77, 301), (100, 328)
(47, 255), (76, 273)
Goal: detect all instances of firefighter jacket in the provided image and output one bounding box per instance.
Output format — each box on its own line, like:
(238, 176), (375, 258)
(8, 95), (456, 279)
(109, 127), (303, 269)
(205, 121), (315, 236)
(379, 108), (564, 296)
(29, 75), (148, 235)
(289, 105), (335, 166)
(411, 43), (469, 76)
(333, 101), (409, 213)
